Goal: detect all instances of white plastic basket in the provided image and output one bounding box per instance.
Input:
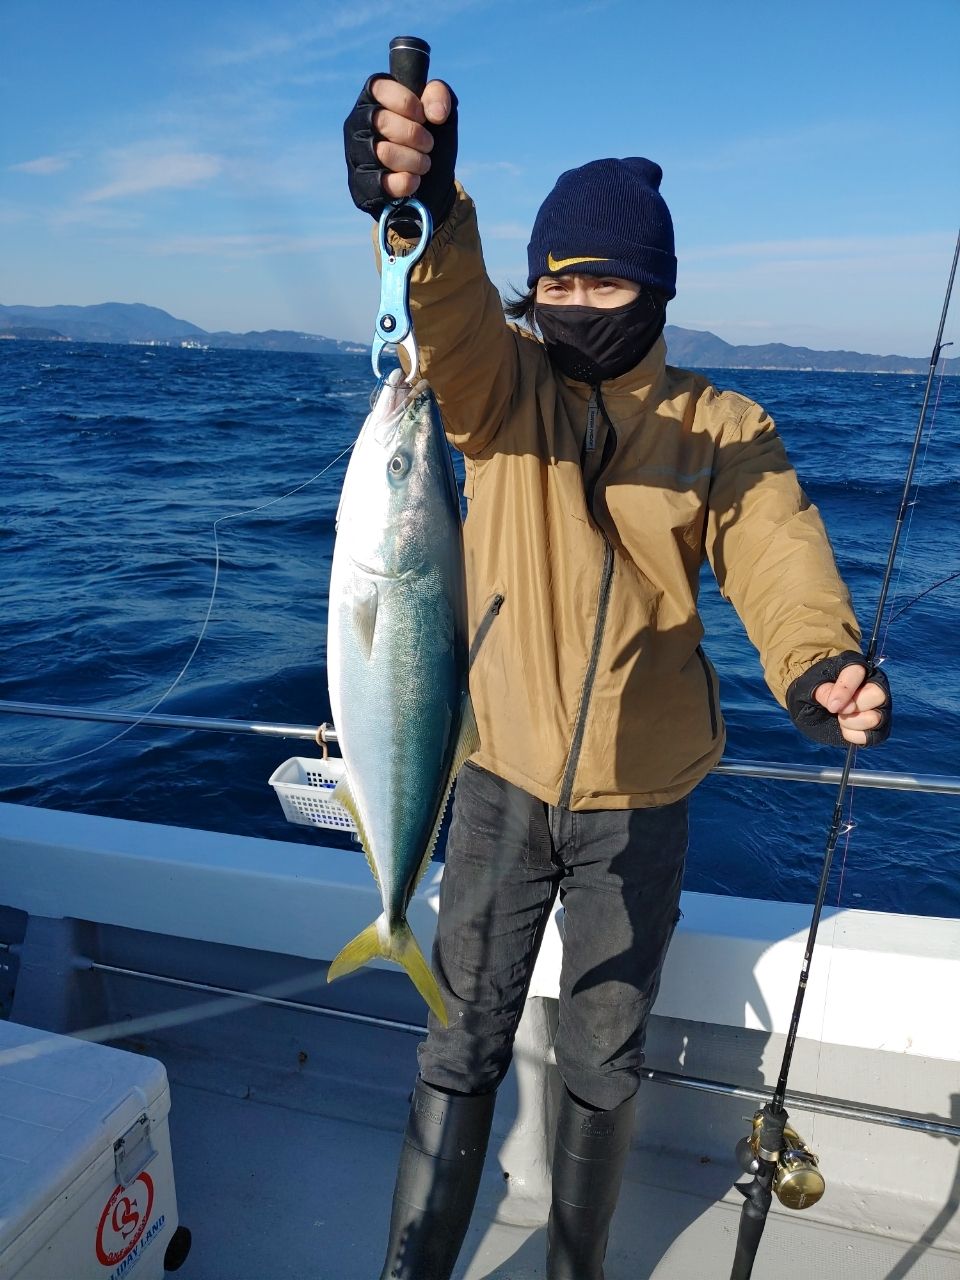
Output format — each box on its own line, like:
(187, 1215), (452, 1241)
(268, 756), (358, 834)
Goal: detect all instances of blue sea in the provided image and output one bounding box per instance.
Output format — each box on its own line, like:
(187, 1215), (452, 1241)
(1, 341), (958, 917)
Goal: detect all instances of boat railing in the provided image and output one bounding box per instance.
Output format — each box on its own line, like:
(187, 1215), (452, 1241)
(1, 697), (958, 1144)
(0, 698), (958, 794)
(5, 952), (950, 1140)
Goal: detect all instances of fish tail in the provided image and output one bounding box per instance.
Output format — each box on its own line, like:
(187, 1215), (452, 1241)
(326, 914), (448, 1027)
(394, 922), (448, 1027)
(327, 919), (382, 983)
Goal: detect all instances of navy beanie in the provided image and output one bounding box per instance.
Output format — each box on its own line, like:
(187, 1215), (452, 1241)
(526, 157), (677, 299)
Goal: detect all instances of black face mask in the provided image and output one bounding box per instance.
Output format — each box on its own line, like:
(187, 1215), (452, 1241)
(535, 292), (667, 384)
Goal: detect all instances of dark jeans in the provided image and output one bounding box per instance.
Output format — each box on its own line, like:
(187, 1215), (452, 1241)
(418, 762), (688, 1111)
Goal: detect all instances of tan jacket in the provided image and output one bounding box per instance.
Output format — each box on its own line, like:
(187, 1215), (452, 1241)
(389, 187), (860, 810)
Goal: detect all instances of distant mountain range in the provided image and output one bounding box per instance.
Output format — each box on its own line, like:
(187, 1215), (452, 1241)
(1, 301), (955, 374)
(0, 302), (365, 356)
(662, 326), (957, 375)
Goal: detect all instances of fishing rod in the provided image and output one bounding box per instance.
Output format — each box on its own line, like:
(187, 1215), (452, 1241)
(729, 226), (960, 1278)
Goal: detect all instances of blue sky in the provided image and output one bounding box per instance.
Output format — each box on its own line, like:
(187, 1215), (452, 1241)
(2, 0), (958, 355)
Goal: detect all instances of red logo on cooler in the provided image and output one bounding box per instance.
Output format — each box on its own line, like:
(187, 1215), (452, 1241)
(96, 1172), (155, 1266)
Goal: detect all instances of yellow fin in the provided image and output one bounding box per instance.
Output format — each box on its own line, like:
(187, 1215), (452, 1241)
(326, 915), (448, 1026)
(332, 774), (378, 886)
(327, 921), (380, 982)
(395, 922), (448, 1026)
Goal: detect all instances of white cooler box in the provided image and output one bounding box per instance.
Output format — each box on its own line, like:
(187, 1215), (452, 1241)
(0, 1021), (186, 1280)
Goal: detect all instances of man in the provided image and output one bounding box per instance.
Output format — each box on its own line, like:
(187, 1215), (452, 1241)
(344, 71), (890, 1280)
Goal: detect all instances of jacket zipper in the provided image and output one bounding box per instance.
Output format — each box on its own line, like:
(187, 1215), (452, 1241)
(559, 387), (617, 809)
(469, 592), (504, 669)
(695, 644), (719, 739)
(559, 540), (614, 808)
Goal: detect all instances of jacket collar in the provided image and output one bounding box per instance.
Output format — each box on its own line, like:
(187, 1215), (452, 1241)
(558, 335), (667, 405)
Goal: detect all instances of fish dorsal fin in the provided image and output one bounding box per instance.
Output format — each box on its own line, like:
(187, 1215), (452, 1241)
(332, 773), (379, 888)
(351, 580), (379, 661)
(414, 692), (481, 889)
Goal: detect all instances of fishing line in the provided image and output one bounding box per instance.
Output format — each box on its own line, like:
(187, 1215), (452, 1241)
(886, 567), (960, 626)
(771, 234), (959, 1112)
(0, 440), (355, 769)
(877, 351), (952, 658)
(806, 348), (954, 1070)
(808, 350), (954, 1118)
(808, 777), (857, 1138)
(832, 802), (857, 910)
(729, 226), (960, 1279)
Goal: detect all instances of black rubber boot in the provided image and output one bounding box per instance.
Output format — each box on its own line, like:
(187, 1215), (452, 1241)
(379, 1079), (496, 1280)
(546, 1088), (637, 1280)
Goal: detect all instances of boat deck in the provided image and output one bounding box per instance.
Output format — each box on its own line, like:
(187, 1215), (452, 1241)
(2, 804), (958, 1279)
(155, 1016), (959, 1280)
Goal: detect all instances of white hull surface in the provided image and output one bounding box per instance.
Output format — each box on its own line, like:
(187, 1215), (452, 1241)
(1, 801), (958, 1277)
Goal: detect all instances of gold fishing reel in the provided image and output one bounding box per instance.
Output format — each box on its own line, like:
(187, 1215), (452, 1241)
(736, 1109), (826, 1210)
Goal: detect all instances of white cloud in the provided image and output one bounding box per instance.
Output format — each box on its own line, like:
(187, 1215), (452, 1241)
(456, 161), (524, 179)
(674, 120), (878, 175)
(206, 0), (490, 69)
(673, 230), (956, 355)
(481, 222), (530, 241)
(0, 201), (29, 225)
(682, 232), (950, 266)
(49, 205), (146, 230)
(223, 142), (344, 197)
(206, 1), (397, 67)
(9, 154), (73, 175)
(148, 231), (368, 257)
(208, 31), (299, 67)
(83, 149), (223, 202)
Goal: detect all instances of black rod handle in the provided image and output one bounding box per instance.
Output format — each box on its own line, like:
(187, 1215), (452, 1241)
(389, 35), (430, 97)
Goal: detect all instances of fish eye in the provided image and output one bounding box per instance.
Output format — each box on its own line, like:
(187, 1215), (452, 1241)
(388, 451), (411, 481)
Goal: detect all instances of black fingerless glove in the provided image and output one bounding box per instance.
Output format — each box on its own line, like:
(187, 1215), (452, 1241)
(786, 651), (892, 747)
(343, 75), (459, 235)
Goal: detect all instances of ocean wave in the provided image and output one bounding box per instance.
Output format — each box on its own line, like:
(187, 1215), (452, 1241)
(2, 344), (957, 915)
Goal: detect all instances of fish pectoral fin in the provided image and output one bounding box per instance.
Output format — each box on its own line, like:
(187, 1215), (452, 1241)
(351, 580), (379, 660)
(331, 775), (378, 886)
(327, 916), (448, 1027)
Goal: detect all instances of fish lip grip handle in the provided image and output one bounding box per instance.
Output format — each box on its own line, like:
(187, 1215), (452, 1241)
(370, 36), (434, 382)
(388, 35), (430, 97)
(372, 201), (433, 380)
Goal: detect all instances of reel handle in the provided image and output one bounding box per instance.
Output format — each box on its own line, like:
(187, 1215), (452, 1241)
(389, 35), (431, 97)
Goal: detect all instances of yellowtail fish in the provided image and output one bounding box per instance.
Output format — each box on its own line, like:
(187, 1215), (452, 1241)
(325, 370), (478, 1023)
